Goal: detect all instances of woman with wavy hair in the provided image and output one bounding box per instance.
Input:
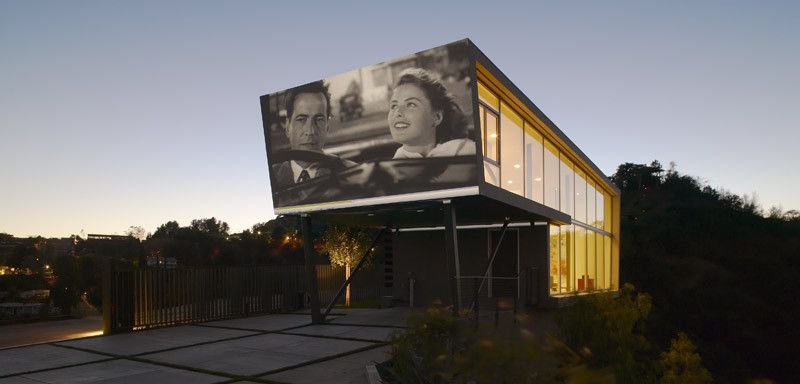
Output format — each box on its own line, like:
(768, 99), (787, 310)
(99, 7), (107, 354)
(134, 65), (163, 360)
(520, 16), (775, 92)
(387, 68), (475, 159)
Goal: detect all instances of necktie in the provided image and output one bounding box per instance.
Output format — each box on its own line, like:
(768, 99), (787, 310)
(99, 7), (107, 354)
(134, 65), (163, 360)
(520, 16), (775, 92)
(297, 169), (310, 183)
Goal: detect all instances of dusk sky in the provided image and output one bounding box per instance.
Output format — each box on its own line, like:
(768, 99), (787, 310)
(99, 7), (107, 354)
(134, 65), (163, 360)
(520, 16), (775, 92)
(1, 1), (798, 238)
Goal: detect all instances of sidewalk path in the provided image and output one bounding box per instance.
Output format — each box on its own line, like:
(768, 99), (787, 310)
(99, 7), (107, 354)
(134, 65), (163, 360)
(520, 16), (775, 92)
(0, 316), (103, 349)
(0, 308), (409, 384)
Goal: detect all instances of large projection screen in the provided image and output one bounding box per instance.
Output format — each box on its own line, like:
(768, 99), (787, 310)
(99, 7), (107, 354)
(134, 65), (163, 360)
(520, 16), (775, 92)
(261, 40), (479, 214)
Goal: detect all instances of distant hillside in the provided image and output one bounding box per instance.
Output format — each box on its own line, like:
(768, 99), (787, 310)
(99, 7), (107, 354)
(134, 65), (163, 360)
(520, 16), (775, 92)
(612, 161), (800, 383)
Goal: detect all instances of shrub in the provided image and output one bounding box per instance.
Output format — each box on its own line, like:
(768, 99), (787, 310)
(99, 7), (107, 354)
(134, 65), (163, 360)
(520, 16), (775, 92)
(555, 283), (657, 384)
(659, 332), (713, 384)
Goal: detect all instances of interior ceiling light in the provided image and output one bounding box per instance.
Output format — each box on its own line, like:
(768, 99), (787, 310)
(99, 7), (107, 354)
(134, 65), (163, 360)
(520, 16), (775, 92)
(513, 164), (520, 168)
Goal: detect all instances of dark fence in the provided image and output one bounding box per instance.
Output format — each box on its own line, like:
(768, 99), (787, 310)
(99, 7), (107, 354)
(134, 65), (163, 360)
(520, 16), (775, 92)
(107, 264), (385, 333)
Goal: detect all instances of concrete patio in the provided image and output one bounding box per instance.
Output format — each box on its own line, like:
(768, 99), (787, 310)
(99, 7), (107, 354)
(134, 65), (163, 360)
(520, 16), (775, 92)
(0, 307), (409, 384)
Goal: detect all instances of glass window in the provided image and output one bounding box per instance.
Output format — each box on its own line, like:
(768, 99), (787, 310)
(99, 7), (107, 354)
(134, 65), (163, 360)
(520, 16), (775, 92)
(559, 224), (573, 293)
(587, 230), (596, 291)
(587, 181), (597, 228)
(596, 233), (605, 290)
(596, 191), (605, 229)
(560, 156), (574, 217)
(544, 141), (559, 209)
(482, 106), (499, 162)
(604, 234), (612, 289)
(575, 170), (587, 223)
(603, 193), (612, 232)
(549, 225), (560, 294)
(484, 163), (500, 186)
(524, 123), (544, 203)
(481, 106), (500, 186)
(575, 226), (586, 291)
(500, 103), (524, 196)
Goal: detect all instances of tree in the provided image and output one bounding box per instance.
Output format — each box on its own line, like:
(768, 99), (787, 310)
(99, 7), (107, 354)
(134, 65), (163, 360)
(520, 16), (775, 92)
(612, 160), (800, 382)
(319, 226), (372, 306)
(125, 226), (147, 241)
(0, 232), (13, 243)
(659, 333), (713, 384)
(52, 255), (81, 315)
(152, 221), (180, 238)
(190, 217), (229, 237)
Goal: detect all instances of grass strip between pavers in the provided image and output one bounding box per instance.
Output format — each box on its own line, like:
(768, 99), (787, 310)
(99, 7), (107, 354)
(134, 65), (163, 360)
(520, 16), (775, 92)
(54, 343), (287, 384)
(276, 330), (392, 344)
(0, 356), (117, 379)
(192, 322), (312, 334)
(323, 321), (407, 329)
(254, 341), (389, 378)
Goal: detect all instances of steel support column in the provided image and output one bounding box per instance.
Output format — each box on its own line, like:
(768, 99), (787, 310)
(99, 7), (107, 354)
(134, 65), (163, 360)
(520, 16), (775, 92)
(299, 214), (323, 324)
(443, 200), (461, 314)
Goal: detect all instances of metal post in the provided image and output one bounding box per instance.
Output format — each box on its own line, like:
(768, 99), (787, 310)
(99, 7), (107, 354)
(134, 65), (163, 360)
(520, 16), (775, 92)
(473, 277), (479, 330)
(443, 200), (461, 314)
(299, 214), (323, 324)
(102, 257), (112, 334)
(409, 277), (415, 309)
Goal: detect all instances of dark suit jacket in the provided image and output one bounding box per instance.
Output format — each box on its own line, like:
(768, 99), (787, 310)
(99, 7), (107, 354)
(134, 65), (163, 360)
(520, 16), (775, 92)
(271, 161), (295, 190)
(271, 159), (357, 190)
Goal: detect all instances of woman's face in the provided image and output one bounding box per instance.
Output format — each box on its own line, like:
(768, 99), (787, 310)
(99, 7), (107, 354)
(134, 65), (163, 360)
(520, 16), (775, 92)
(388, 84), (442, 146)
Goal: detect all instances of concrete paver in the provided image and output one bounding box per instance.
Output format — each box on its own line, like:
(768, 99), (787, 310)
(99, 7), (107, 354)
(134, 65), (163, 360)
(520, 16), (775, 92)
(1, 309), (413, 382)
(141, 333), (375, 376)
(57, 325), (255, 356)
(203, 313), (311, 331)
(288, 324), (400, 341)
(0, 344), (106, 377)
(1, 359), (224, 384)
(262, 345), (391, 384)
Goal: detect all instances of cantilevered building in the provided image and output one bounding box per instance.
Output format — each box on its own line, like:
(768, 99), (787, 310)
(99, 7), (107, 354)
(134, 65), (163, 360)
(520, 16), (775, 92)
(260, 39), (620, 314)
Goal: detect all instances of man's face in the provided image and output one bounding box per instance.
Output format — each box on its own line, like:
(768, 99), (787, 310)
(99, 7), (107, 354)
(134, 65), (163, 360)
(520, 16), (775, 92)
(286, 92), (328, 153)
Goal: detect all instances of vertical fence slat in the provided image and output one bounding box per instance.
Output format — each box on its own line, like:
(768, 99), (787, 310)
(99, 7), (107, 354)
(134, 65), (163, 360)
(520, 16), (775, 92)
(108, 264), (385, 332)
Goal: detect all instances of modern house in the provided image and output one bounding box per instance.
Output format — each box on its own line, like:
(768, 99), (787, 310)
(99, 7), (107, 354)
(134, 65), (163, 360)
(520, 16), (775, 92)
(260, 39), (620, 316)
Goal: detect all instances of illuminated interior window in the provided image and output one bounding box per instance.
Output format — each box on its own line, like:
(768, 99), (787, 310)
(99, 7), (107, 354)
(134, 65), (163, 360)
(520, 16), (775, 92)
(560, 156), (574, 217)
(550, 225), (560, 294)
(597, 233), (605, 290)
(560, 224), (573, 293)
(587, 230), (596, 291)
(603, 193), (612, 232)
(575, 226), (586, 291)
(604, 234), (612, 289)
(544, 141), (559, 209)
(575, 170), (587, 223)
(500, 103), (524, 196)
(587, 181), (597, 228)
(596, 191), (605, 229)
(482, 106), (499, 162)
(524, 123), (544, 203)
(480, 105), (500, 186)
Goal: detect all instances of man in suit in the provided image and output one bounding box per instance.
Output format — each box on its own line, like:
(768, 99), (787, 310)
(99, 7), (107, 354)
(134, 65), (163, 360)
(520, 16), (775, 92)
(272, 81), (355, 189)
